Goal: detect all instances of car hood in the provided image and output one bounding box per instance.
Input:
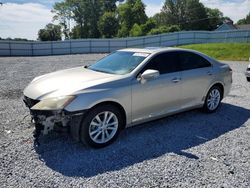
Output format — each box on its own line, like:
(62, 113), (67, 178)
(24, 67), (119, 100)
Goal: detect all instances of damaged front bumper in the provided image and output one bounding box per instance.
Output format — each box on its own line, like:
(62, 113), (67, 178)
(31, 109), (72, 135)
(23, 96), (86, 144)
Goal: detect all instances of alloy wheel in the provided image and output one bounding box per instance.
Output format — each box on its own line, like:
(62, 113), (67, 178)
(207, 88), (221, 111)
(89, 111), (118, 144)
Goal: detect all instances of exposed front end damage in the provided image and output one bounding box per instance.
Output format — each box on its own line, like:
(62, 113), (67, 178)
(31, 110), (70, 138)
(23, 96), (84, 145)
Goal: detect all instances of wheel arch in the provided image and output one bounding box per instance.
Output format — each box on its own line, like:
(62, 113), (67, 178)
(212, 83), (224, 97)
(89, 100), (127, 129)
(204, 82), (224, 101)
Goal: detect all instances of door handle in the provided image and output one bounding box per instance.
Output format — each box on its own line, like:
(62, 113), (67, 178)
(172, 77), (181, 83)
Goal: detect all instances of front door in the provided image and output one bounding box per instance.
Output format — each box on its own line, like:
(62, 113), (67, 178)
(131, 52), (182, 123)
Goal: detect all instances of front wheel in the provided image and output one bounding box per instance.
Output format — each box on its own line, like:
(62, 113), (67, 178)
(203, 86), (222, 113)
(80, 104), (123, 148)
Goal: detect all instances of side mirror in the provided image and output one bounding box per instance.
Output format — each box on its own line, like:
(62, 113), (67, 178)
(140, 69), (159, 81)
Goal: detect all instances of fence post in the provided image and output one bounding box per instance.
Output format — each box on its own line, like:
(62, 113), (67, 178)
(108, 40), (110, 53)
(207, 31), (210, 44)
(51, 41), (53, 55)
(89, 39), (92, 53)
(69, 40), (72, 54)
(31, 42), (33, 56)
(224, 31), (228, 43)
(159, 35), (162, 46)
(177, 32), (179, 46)
(9, 41), (11, 56)
(193, 32), (196, 44)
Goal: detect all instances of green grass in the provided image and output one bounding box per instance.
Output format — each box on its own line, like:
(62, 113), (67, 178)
(178, 43), (250, 61)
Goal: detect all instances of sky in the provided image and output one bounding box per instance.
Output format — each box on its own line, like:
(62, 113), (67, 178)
(0, 0), (249, 40)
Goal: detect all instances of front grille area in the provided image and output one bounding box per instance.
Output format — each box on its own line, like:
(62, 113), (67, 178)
(23, 96), (40, 108)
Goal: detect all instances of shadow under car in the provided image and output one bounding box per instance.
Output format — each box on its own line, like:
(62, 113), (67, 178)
(34, 103), (250, 177)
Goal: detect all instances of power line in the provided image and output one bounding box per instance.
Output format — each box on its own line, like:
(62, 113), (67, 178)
(182, 16), (221, 24)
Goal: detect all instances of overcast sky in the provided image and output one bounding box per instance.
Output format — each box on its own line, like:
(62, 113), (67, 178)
(0, 0), (249, 40)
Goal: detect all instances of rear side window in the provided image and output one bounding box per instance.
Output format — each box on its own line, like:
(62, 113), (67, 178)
(142, 52), (180, 74)
(179, 52), (211, 71)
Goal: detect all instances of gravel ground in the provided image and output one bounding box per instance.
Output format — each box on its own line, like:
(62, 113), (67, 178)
(0, 54), (249, 188)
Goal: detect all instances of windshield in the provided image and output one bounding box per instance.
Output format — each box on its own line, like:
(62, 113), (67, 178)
(88, 51), (150, 75)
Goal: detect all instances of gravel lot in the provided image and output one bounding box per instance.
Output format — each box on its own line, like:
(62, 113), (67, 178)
(0, 54), (249, 188)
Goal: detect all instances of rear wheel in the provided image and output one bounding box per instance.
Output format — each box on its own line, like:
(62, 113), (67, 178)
(247, 77), (250, 82)
(80, 104), (123, 148)
(203, 85), (222, 113)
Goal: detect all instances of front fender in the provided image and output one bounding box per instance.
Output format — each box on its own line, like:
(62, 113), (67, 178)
(64, 86), (132, 124)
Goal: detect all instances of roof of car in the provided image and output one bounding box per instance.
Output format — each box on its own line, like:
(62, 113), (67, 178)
(118, 47), (188, 54)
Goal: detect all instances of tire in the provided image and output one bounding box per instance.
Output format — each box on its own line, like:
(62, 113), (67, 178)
(247, 77), (250, 82)
(80, 104), (123, 148)
(203, 85), (222, 113)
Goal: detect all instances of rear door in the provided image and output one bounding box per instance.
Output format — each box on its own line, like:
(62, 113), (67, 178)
(179, 51), (213, 108)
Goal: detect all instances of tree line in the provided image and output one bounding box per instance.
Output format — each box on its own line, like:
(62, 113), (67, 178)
(37, 0), (249, 41)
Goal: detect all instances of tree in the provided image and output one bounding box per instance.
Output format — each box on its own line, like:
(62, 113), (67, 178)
(161, 0), (210, 30)
(52, 1), (72, 39)
(206, 8), (224, 30)
(70, 25), (81, 39)
(237, 12), (250, 25)
(118, 0), (148, 37)
(103, 0), (117, 12)
(152, 12), (167, 27)
(183, 0), (209, 30)
(98, 12), (119, 38)
(68, 0), (88, 38)
(64, 0), (116, 38)
(141, 18), (157, 35)
(38, 23), (62, 41)
(117, 3), (133, 37)
(132, 0), (147, 25)
(129, 23), (143, 36)
(87, 0), (103, 38)
(161, 0), (186, 28)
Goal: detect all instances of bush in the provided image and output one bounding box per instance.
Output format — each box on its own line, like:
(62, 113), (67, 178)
(140, 18), (156, 35)
(129, 23), (143, 37)
(148, 25), (180, 35)
(168, 25), (181, 32)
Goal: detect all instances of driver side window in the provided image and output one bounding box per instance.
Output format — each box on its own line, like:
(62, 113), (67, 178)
(141, 52), (180, 75)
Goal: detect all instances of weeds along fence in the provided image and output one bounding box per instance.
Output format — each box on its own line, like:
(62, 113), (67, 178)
(0, 29), (250, 56)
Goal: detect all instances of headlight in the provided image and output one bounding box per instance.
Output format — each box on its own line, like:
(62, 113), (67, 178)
(31, 96), (76, 110)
